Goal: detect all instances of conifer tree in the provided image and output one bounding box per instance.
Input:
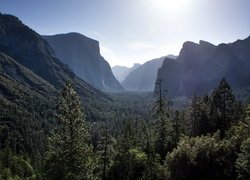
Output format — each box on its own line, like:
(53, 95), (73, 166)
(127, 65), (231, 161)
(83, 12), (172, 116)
(189, 92), (201, 137)
(236, 138), (250, 180)
(212, 78), (238, 138)
(97, 126), (116, 180)
(108, 119), (136, 179)
(245, 104), (250, 123)
(143, 128), (162, 180)
(45, 81), (96, 180)
(199, 95), (213, 135)
(172, 110), (181, 146)
(153, 79), (173, 163)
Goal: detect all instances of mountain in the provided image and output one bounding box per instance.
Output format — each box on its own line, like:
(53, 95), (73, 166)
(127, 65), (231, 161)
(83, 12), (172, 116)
(0, 52), (57, 106)
(122, 55), (176, 91)
(43, 33), (123, 92)
(0, 51), (59, 155)
(0, 13), (117, 162)
(155, 37), (250, 97)
(112, 63), (141, 82)
(0, 13), (111, 119)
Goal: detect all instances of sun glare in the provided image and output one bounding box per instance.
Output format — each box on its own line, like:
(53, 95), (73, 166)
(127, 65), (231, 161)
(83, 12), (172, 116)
(153, 0), (189, 13)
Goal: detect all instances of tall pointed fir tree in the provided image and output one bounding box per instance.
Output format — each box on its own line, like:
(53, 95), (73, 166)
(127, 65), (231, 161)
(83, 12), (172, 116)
(244, 103), (250, 123)
(45, 81), (97, 180)
(199, 95), (214, 135)
(109, 119), (136, 179)
(153, 79), (173, 163)
(212, 78), (238, 138)
(97, 126), (116, 180)
(172, 110), (181, 146)
(189, 92), (202, 137)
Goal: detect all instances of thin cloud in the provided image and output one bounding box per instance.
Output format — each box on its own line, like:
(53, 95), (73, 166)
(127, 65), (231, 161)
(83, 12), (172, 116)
(127, 41), (155, 49)
(158, 43), (182, 55)
(149, 27), (157, 33)
(123, 30), (136, 39)
(100, 45), (118, 67)
(90, 30), (105, 39)
(100, 45), (114, 55)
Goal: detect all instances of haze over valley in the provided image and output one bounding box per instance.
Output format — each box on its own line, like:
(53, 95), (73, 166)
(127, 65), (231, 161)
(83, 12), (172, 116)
(0, 0), (250, 179)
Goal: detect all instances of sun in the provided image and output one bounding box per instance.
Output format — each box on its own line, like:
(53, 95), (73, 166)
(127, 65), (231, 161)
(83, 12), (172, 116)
(153, 0), (189, 12)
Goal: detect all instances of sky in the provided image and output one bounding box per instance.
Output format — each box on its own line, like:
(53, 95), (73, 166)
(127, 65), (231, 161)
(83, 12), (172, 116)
(0, 0), (250, 67)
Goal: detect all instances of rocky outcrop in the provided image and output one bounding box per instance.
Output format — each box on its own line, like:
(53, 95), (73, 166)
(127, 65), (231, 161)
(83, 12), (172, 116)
(0, 13), (109, 101)
(155, 37), (250, 97)
(43, 33), (123, 92)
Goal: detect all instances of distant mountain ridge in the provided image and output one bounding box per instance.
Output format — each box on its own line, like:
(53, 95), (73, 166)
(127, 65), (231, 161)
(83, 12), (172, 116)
(155, 37), (250, 97)
(112, 63), (141, 82)
(122, 55), (177, 91)
(43, 33), (123, 92)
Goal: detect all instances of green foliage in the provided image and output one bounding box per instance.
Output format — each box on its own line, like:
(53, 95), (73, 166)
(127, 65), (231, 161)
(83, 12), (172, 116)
(212, 78), (239, 138)
(188, 92), (202, 136)
(172, 110), (181, 146)
(128, 148), (148, 178)
(226, 122), (250, 151)
(153, 95), (174, 163)
(1, 13), (250, 179)
(109, 147), (148, 180)
(245, 104), (250, 122)
(0, 148), (38, 180)
(236, 138), (250, 180)
(226, 106), (250, 179)
(97, 127), (116, 179)
(166, 133), (235, 180)
(0, 67), (249, 180)
(44, 81), (97, 180)
(108, 120), (136, 179)
(188, 93), (215, 137)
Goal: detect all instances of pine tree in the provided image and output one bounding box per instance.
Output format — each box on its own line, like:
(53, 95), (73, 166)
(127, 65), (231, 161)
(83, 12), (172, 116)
(199, 95), (213, 135)
(108, 119), (136, 179)
(45, 81), (96, 180)
(189, 92), (201, 137)
(236, 138), (250, 180)
(212, 78), (238, 138)
(143, 128), (162, 180)
(153, 79), (173, 163)
(172, 110), (181, 146)
(245, 104), (250, 123)
(97, 126), (116, 180)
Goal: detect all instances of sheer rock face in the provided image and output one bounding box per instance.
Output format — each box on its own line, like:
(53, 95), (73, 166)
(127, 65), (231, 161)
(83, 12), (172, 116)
(0, 13), (109, 101)
(155, 37), (250, 97)
(0, 13), (74, 88)
(43, 33), (124, 92)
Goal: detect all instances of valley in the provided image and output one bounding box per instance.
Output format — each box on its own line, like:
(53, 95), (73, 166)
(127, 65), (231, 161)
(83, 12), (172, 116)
(0, 10), (250, 180)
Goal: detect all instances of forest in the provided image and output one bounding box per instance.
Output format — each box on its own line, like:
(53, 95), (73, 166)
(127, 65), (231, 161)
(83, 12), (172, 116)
(0, 78), (249, 180)
(1, 1), (250, 179)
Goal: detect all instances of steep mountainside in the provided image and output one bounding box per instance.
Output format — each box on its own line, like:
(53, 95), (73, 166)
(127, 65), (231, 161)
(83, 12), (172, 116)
(112, 63), (140, 82)
(0, 13), (112, 161)
(0, 52), (58, 155)
(0, 52), (57, 107)
(0, 13), (109, 99)
(122, 55), (176, 91)
(0, 14), (70, 88)
(0, 13), (113, 124)
(155, 37), (250, 97)
(43, 33), (123, 92)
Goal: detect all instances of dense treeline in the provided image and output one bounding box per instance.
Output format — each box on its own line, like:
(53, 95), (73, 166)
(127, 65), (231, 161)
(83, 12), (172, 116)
(0, 78), (250, 179)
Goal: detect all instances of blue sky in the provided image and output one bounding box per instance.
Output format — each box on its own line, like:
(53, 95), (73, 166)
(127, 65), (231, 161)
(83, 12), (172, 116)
(1, 0), (250, 67)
